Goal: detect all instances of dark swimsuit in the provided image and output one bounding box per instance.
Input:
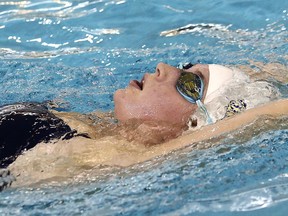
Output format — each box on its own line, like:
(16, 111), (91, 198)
(0, 102), (73, 169)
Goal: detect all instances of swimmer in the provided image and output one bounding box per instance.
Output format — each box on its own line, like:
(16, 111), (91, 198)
(1, 62), (287, 188)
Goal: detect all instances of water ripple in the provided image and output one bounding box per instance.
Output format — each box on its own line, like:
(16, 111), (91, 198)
(166, 181), (288, 214)
(0, 0), (126, 21)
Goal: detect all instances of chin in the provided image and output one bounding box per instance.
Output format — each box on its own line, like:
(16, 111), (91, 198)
(113, 89), (122, 100)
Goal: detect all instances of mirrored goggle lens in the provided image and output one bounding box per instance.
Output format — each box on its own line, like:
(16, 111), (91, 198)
(176, 72), (203, 103)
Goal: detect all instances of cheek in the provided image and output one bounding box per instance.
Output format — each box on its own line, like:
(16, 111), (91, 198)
(114, 85), (195, 123)
(114, 96), (159, 122)
(114, 89), (145, 121)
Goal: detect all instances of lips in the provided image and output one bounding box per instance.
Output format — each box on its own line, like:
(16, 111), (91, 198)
(129, 75), (145, 90)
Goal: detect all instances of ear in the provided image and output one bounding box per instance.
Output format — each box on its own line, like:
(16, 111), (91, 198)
(187, 116), (198, 128)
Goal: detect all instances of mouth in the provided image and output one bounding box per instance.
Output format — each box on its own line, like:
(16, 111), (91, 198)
(129, 75), (145, 90)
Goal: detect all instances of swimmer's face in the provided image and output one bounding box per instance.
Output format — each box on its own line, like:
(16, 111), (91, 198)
(114, 63), (209, 125)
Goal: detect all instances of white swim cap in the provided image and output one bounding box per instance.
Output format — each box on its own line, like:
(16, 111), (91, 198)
(204, 64), (233, 103)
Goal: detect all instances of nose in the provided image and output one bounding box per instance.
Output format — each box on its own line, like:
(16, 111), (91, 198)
(156, 62), (180, 77)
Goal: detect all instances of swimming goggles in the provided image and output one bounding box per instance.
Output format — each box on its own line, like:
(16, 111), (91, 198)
(176, 63), (204, 104)
(176, 62), (213, 124)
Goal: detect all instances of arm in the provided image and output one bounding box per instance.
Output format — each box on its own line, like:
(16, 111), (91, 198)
(151, 99), (288, 154)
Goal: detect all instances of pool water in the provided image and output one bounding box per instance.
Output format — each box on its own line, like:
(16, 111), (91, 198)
(0, 0), (287, 215)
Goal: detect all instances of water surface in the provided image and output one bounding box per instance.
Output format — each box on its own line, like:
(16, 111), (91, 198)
(0, 0), (287, 215)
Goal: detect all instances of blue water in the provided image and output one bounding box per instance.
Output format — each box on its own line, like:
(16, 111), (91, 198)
(0, 0), (287, 215)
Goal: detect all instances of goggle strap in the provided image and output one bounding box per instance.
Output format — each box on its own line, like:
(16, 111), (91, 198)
(178, 63), (184, 69)
(196, 100), (213, 124)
